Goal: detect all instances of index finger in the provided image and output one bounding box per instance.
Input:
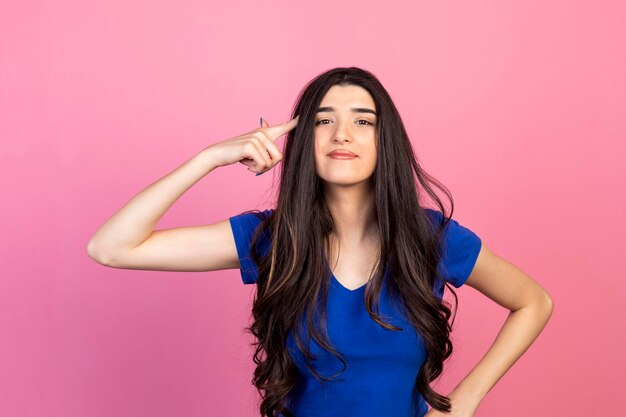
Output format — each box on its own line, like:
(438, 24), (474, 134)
(264, 115), (299, 141)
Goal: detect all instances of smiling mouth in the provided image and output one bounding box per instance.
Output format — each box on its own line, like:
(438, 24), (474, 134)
(328, 153), (357, 160)
(327, 149), (358, 159)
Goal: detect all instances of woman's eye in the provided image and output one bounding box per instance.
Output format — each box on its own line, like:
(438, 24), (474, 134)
(315, 119), (375, 126)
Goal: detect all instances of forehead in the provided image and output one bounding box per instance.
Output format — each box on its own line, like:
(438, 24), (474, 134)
(319, 85), (376, 110)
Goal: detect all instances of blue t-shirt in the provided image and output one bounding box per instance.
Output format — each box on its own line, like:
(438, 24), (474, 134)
(229, 208), (482, 417)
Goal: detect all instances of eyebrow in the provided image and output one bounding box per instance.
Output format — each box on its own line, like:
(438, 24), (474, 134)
(316, 106), (377, 116)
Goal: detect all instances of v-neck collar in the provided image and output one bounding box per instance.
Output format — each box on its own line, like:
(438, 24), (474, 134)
(331, 273), (367, 293)
(330, 266), (390, 294)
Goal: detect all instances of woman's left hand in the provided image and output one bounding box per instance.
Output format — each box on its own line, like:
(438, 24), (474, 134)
(423, 392), (479, 417)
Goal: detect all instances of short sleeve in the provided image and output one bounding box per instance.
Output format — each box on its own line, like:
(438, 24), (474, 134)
(424, 208), (482, 288)
(228, 209), (274, 285)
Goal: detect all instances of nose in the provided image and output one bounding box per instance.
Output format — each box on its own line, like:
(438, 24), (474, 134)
(333, 120), (352, 143)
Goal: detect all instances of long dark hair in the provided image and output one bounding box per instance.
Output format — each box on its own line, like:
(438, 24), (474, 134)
(244, 67), (461, 416)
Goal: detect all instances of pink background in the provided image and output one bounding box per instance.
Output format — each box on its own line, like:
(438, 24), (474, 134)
(1, 1), (624, 416)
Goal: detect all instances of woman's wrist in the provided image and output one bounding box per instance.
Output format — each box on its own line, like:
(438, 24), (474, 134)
(447, 385), (483, 414)
(196, 145), (222, 172)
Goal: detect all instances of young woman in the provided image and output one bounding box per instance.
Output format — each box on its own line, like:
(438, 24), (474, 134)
(87, 67), (553, 417)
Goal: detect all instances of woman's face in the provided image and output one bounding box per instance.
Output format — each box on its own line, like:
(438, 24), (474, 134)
(313, 84), (378, 186)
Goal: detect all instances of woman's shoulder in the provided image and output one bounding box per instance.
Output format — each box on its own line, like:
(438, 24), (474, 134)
(228, 208), (275, 244)
(421, 206), (443, 221)
(229, 208), (274, 224)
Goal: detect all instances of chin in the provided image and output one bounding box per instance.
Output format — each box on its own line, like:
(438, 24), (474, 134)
(321, 175), (369, 186)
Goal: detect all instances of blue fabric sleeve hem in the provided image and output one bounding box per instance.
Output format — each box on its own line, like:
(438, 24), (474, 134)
(228, 215), (257, 285)
(453, 236), (482, 288)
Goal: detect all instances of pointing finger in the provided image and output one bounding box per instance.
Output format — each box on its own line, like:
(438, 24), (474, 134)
(265, 115), (299, 141)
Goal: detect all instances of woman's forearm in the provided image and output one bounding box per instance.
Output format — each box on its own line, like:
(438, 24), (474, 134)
(86, 146), (220, 263)
(449, 298), (554, 411)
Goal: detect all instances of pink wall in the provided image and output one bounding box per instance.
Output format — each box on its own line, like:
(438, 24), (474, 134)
(1, 1), (623, 416)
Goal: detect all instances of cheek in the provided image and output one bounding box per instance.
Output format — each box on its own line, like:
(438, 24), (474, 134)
(314, 146), (325, 165)
(365, 145), (378, 165)
(365, 154), (378, 171)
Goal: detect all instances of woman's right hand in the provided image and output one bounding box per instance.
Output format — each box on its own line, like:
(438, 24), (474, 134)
(205, 115), (299, 174)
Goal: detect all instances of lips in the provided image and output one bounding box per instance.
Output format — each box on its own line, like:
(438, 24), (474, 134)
(327, 150), (357, 158)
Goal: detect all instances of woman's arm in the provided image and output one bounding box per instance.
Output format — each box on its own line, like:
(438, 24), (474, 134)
(86, 147), (221, 265)
(431, 244), (554, 416)
(86, 115), (298, 268)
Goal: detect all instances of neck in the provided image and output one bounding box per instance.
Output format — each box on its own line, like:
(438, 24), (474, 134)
(323, 180), (378, 245)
